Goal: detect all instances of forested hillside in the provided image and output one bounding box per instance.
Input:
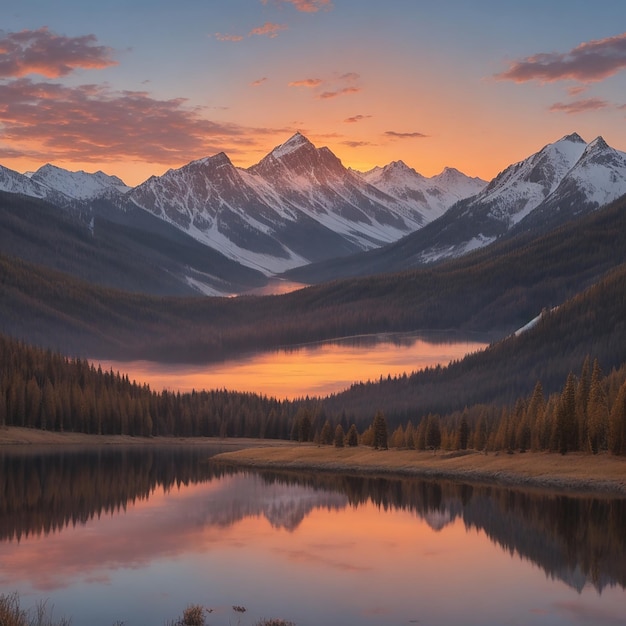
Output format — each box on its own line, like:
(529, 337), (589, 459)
(2, 194), (626, 362)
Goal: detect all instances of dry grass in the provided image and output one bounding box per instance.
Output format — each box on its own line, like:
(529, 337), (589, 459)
(0, 426), (292, 448)
(213, 444), (626, 496)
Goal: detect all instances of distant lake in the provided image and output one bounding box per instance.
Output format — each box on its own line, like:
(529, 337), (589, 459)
(94, 332), (489, 399)
(1, 446), (624, 626)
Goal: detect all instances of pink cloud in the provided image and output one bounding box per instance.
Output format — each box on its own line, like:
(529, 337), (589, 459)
(495, 32), (626, 83)
(289, 78), (323, 87)
(385, 130), (429, 139)
(0, 27), (116, 78)
(252, 77), (268, 86)
(261, 0), (333, 12)
(0, 78), (287, 164)
(249, 22), (288, 38)
(549, 98), (609, 114)
(318, 86), (360, 99)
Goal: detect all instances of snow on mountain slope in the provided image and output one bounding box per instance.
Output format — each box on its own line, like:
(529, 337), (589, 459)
(401, 132), (626, 266)
(0, 163), (50, 198)
(361, 161), (486, 223)
(469, 132), (588, 226)
(248, 133), (422, 247)
(128, 133), (476, 274)
(30, 164), (130, 200)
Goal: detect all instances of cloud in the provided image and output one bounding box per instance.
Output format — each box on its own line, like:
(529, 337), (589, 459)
(261, 0), (333, 12)
(567, 85), (587, 96)
(344, 114), (371, 124)
(495, 32), (626, 83)
(339, 72), (360, 81)
(214, 33), (244, 42)
(318, 86), (360, 99)
(0, 27), (116, 78)
(251, 77), (268, 86)
(342, 140), (373, 148)
(249, 22), (288, 38)
(289, 78), (322, 87)
(384, 131), (429, 139)
(549, 97), (609, 114)
(0, 78), (285, 164)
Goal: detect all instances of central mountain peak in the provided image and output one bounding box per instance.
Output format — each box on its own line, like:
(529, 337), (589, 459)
(271, 132), (315, 159)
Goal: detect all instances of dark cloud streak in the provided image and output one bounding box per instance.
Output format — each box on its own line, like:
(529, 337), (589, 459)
(0, 27), (116, 78)
(495, 32), (626, 83)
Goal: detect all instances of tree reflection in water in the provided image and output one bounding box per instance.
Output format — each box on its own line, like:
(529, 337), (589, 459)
(1, 446), (625, 594)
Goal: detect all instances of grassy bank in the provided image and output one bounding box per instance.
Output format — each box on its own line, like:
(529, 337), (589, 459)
(213, 444), (626, 496)
(0, 427), (292, 448)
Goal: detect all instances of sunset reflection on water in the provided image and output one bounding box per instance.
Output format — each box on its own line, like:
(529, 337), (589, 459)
(94, 333), (488, 399)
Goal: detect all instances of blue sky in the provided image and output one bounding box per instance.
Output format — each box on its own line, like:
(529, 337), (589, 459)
(3, 0), (626, 184)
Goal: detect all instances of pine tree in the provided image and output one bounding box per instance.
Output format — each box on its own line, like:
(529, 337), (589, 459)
(587, 360), (608, 453)
(458, 411), (469, 450)
(346, 423), (359, 447)
(334, 424), (345, 448)
(372, 410), (388, 450)
(425, 414), (441, 453)
(609, 380), (626, 455)
(555, 373), (578, 454)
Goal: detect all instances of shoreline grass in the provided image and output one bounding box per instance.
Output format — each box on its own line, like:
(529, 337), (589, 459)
(212, 444), (626, 497)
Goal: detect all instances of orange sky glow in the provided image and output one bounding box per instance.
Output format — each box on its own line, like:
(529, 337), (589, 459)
(2, 3), (626, 186)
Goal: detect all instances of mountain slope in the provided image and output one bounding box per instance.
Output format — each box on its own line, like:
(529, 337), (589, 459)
(287, 133), (626, 283)
(0, 191), (267, 296)
(127, 133), (483, 275)
(30, 164), (130, 200)
(2, 191), (626, 363)
(360, 161), (486, 224)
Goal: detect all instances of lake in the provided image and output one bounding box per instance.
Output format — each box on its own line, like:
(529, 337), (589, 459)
(1, 446), (625, 626)
(94, 332), (490, 399)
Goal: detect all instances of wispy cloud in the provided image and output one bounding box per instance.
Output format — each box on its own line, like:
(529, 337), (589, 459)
(495, 32), (626, 83)
(251, 77), (268, 86)
(289, 78), (323, 87)
(319, 86), (360, 99)
(0, 27), (116, 78)
(261, 0), (333, 12)
(549, 98), (609, 114)
(342, 140), (373, 148)
(567, 85), (587, 96)
(0, 78), (283, 164)
(385, 131), (429, 139)
(249, 22), (288, 38)
(344, 114), (371, 124)
(214, 33), (244, 42)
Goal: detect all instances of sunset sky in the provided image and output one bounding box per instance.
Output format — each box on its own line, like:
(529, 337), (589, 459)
(3, 0), (626, 186)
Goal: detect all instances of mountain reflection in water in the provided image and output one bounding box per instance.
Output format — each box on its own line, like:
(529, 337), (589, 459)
(0, 446), (626, 626)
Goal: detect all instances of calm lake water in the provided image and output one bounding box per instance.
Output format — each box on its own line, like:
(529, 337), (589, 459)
(1, 446), (625, 626)
(94, 332), (489, 399)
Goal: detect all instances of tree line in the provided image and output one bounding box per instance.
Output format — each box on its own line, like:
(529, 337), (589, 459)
(1, 331), (626, 455)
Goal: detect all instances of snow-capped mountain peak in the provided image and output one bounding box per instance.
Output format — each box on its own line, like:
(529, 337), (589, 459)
(270, 132), (314, 159)
(30, 164), (130, 200)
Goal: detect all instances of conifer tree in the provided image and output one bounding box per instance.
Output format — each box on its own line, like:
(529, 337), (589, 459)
(346, 423), (359, 447)
(334, 424), (345, 448)
(372, 410), (388, 450)
(587, 360), (608, 453)
(609, 380), (626, 455)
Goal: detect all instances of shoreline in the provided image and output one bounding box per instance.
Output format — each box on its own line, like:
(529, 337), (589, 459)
(212, 445), (626, 497)
(0, 426), (290, 448)
(2, 427), (625, 497)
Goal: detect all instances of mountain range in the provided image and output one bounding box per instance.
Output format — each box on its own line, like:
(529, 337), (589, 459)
(287, 132), (626, 282)
(1, 131), (626, 296)
(0, 133), (485, 292)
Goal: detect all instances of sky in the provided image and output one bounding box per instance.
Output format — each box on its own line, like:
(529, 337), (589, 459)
(2, 0), (626, 186)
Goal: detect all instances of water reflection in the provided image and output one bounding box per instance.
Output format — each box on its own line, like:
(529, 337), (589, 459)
(1, 448), (625, 625)
(94, 332), (489, 398)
